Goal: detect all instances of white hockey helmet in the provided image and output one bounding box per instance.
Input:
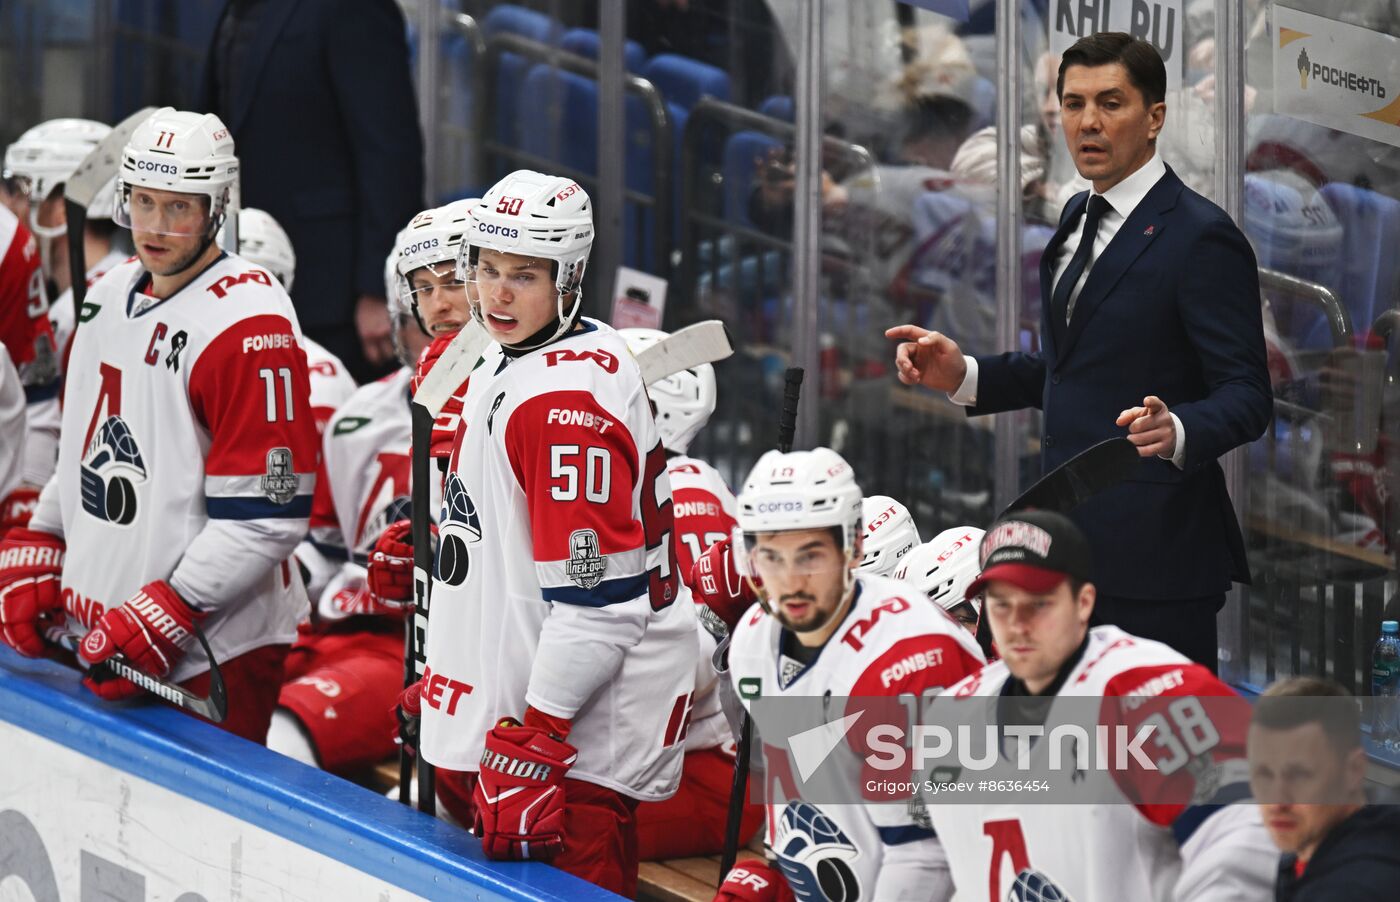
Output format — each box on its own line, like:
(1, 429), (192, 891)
(385, 224), (421, 368)
(238, 208), (296, 291)
(857, 495), (921, 576)
(895, 527), (986, 615)
(619, 327), (718, 455)
(458, 169), (593, 350)
(738, 448), (863, 552)
(3, 118), (111, 206)
(396, 197), (478, 330)
(114, 108), (238, 237)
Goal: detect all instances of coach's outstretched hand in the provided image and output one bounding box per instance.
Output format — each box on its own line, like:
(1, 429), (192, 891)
(885, 325), (968, 393)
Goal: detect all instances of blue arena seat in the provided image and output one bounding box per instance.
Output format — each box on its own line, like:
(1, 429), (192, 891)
(517, 63), (666, 271)
(482, 5), (562, 178)
(722, 130), (783, 227)
(641, 52), (731, 112)
(559, 27), (646, 72)
(758, 95), (794, 122)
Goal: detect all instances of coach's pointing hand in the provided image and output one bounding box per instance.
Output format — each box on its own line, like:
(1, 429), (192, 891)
(1117, 395), (1178, 459)
(886, 325), (967, 393)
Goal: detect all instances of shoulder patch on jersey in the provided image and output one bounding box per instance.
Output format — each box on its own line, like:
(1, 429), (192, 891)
(260, 448), (299, 504)
(738, 676), (762, 699)
(333, 415), (372, 436)
(78, 302), (101, 323)
(565, 528), (606, 588)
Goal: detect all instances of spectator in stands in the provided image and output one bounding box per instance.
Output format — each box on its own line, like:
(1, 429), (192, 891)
(1249, 676), (1400, 901)
(200, 0), (424, 383)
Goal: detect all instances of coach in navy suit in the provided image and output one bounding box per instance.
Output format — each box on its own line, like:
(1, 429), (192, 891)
(201, 0), (424, 381)
(888, 33), (1271, 670)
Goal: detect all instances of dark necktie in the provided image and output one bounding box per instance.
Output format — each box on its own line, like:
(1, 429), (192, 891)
(1051, 194), (1110, 346)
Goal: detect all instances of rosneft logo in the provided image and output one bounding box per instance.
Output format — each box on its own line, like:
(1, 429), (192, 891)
(1293, 44), (1386, 98)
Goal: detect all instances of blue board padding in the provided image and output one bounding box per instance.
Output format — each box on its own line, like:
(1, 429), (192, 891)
(0, 648), (618, 901)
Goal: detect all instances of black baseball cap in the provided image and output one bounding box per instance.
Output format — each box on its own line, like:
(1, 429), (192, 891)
(965, 510), (1093, 600)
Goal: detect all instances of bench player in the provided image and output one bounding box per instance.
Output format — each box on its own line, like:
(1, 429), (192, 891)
(404, 171), (697, 895)
(929, 510), (1276, 901)
(718, 448), (985, 902)
(0, 108), (317, 743)
(273, 199), (480, 775)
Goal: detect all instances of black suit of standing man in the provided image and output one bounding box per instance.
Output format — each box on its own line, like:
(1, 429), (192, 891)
(201, 0), (425, 382)
(887, 33), (1272, 670)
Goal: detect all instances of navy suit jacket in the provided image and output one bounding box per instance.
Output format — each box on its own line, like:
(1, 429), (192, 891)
(200, 0), (424, 332)
(972, 164), (1272, 599)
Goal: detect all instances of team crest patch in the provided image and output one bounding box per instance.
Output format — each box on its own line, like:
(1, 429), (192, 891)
(260, 447), (299, 504)
(565, 529), (606, 589)
(779, 656), (804, 689)
(79, 415), (147, 525)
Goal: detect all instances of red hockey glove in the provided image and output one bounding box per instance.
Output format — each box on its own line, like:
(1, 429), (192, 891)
(472, 707), (577, 861)
(79, 580), (204, 700)
(0, 486), (40, 537)
(0, 528), (66, 657)
(691, 535), (758, 632)
(715, 860), (795, 902)
(394, 677), (424, 754)
(412, 333), (469, 459)
(367, 520), (423, 608)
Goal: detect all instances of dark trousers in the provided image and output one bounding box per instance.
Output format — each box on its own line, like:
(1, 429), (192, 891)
(1090, 592), (1225, 673)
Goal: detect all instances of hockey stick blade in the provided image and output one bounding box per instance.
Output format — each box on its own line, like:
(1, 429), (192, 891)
(411, 321), (493, 417)
(64, 106), (157, 310)
(48, 624), (228, 722)
(1001, 437), (1140, 517)
(635, 320), (734, 385)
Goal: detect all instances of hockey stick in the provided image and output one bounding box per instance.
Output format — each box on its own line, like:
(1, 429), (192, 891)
(47, 624), (228, 723)
(720, 367), (805, 876)
(635, 320), (734, 385)
(402, 320), (494, 811)
(63, 107), (156, 317)
(999, 437), (1139, 517)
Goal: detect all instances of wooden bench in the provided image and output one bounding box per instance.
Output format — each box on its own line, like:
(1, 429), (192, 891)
(367, 757), (745, 900)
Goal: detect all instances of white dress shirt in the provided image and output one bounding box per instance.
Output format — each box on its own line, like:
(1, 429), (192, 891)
(948, 151), (1187, 468)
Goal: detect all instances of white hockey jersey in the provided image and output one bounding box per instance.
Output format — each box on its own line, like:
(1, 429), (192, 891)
(29, 253), (319, 681)
(930, 626), (1276, 902)
(297, 366), (445, 610)
(301, 336), (356, 434)
(49, 248), (131, 366)
(728, 573), (986, 902)
(669, 454), (739, 753)
(420, 319), (697, 800)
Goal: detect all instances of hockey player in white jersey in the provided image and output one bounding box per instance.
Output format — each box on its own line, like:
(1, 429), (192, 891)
(856, 495), (920, 577)
(4, 119), (129, 367)
(0, 124), (71, 534)
(273, 206), (479, 774)
(405, 171), (696, 896)
(237, 207), (355, 432)
(894, 526), (985, 632)
(719, 447), (985, 902)
(0, 348), (26, 529)
(930, 510), (1276, 902)
(0, 108), (318, 744)
(619, 326), (766, 861)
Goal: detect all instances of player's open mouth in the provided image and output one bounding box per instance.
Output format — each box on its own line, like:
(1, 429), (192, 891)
(430, 320), (462, 335)
(486, 312), (518, 330)
(142, 243), (168, 257)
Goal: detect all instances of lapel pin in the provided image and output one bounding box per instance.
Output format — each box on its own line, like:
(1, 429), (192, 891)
(1143, 225), (1156, 236)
